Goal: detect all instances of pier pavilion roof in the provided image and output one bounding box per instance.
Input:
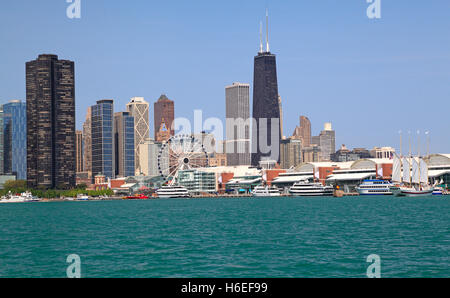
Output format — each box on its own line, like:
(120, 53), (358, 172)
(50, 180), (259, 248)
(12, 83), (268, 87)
(425, 154), (450, 167)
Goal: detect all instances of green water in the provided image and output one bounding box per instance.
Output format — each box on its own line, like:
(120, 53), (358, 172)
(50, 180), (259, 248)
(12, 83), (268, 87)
(0, 197), (448, 278)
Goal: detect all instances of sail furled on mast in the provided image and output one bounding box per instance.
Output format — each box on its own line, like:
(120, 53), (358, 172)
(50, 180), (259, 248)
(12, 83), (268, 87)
(392, 154), (402, 183)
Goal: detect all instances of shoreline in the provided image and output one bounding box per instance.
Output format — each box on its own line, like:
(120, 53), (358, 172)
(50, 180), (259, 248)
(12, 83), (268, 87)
(1, 193), (448, 204)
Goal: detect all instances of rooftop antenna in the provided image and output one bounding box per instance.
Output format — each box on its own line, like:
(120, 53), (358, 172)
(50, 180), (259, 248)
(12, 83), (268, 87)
(266, 8), (270, 53)
(259, 21), (264, 54)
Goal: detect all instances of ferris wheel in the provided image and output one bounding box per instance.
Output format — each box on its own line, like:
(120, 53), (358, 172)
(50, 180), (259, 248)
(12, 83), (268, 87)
(157, 134), (209, 185)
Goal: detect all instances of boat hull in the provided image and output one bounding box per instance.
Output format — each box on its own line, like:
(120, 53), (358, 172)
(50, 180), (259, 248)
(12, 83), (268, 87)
(157, 191), (191, 199)
(289, 191), (334, 197)
(400, 189), (434, 197)
(252, 193), (281, 197)
(356, 189), (392, 196)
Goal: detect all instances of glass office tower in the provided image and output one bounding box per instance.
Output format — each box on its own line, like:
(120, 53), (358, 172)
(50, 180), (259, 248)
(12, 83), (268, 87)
(91, 100), (114, 180)
(3, 100), (27, 180)
(114, 112), (135, 178)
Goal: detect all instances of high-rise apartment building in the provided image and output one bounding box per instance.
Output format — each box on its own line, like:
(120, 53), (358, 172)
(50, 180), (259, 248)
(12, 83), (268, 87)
(293, 116), (311, 148)
(76, 130), (83, 173)
(91, 100), (114, 179)
(302, 145), (322, 163)
(0, 106), (5, 174)
(154, 94), (174, 142)
(2, 100), (27, 180)
(82, 107), (92, 177)
(26, 54), (76, 189)
(126, 97), (150, 175)
(252, 14), (281, 166)
(114, 112), (135, 178)
(139, 138), (163, 177)
(225, 82), (251, 166)
(280, 138), (302, 169)
(318, 123), (336, 161)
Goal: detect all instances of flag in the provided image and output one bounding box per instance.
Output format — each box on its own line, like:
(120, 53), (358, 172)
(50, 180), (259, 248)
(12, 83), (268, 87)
(314, 170), (320, 180)
(377, 166), (384, 178)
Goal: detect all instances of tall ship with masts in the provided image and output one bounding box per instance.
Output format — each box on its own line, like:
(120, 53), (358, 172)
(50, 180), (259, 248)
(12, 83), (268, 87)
(390, 131), (435, 197)
(399, 157), (434, 197)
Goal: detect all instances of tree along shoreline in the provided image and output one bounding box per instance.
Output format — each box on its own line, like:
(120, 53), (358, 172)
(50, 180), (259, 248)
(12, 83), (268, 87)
(1, 180), (114, 199)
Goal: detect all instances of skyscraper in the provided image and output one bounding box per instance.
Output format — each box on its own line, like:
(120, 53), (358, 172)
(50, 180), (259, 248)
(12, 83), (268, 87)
(225, 82), (251, 166)
(91, 100), (114, 179)
(0, 106), (5, 174)
(139, 138), (163, 178)
(2, 109), (12, 175)
(26, 54), (76, 189)
(114, 112), (135, 177)
(2, 100), (27, 180)
(280, 138), (302, 169)
(82, 107), (92, 177)
(126, 97), (150, 175)
(318, 123), (336, 161)
(76, 130), (83, 173)
(293, 116), (311, 147)
(154, 94), (174, 142)
(252, 13), (281, 166)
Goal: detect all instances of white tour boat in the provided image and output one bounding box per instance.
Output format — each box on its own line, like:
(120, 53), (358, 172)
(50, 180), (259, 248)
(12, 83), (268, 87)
(252, 185), (281, 197)
(356, 180), (393, 196)
(289, 180), (334, 197)
(156, 185), (191, 199)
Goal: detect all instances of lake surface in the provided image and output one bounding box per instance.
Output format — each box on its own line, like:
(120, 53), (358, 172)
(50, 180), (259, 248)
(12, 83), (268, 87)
(0, 196), (449, 278)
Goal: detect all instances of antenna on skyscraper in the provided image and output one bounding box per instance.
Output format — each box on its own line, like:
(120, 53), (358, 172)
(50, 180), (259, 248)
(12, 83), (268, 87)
(259, 21), (264, 54)
(266, 8), (270, 53)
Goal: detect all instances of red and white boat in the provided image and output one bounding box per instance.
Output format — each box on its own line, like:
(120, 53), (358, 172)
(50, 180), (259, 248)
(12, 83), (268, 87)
(400, 186), (434, 197)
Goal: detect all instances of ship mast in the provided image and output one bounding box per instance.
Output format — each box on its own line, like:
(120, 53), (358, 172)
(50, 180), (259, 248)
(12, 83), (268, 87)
(408, 131), (412, 186)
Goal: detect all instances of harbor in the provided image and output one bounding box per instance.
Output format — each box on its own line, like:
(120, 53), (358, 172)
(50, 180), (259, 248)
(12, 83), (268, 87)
(0, 195), (448, 278)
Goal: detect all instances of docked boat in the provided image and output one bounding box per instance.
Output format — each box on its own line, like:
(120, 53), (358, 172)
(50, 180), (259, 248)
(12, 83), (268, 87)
(156, 185), (190, 199)
(252, 185), (281, 197)
(400, 186), (434, 197)
(356, 180), (393, 196)
(0, 191), (39, 203)
(400, 157), (434, 197)
(76, 194), (89, 201)
(125, 194), (149, 200)
(22, 191), (40, 202)
(289, 180), (334, 197)
(432, 187), (444, 196)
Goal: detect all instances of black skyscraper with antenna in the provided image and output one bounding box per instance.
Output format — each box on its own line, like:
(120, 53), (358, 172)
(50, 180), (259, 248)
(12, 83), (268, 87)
(251, 10), (281, 166)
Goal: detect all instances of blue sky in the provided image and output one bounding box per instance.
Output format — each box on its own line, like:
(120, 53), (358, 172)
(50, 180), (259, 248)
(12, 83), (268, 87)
(0, 0), (449, 154)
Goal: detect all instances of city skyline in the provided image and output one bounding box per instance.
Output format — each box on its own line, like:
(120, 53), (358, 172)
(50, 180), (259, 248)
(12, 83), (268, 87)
(1, 1), (450, 154)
